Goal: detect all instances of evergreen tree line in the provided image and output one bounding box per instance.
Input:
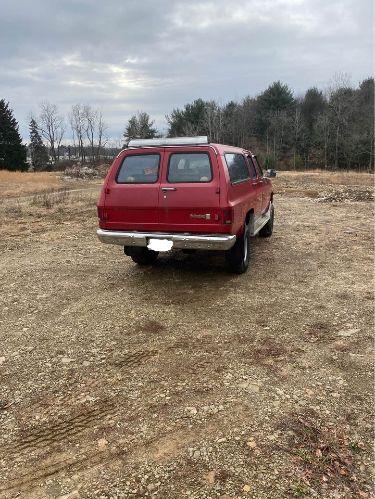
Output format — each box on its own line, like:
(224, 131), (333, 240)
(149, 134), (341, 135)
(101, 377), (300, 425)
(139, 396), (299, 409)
(0, 75), (373, 172)
(0, 99), (27, 171)
(164, 78), (374, 170)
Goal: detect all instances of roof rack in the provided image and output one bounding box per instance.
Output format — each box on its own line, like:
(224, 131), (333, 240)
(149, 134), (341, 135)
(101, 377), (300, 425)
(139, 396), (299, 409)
(127, 136), (209, 148)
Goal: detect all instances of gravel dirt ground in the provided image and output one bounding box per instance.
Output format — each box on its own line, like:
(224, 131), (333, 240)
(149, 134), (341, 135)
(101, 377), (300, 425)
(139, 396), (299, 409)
(0, 171), (373, 499)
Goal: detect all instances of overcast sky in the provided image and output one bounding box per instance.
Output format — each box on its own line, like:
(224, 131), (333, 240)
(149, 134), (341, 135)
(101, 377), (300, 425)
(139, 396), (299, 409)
(1, 0), (373, 141)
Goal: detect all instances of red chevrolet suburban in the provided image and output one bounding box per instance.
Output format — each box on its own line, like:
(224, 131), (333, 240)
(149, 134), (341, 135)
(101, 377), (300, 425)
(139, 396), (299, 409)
(97, 136), (275, 273)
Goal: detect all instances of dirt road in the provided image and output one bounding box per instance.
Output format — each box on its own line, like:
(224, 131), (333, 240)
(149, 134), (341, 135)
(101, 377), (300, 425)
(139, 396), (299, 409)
(0, 172), (373, 498)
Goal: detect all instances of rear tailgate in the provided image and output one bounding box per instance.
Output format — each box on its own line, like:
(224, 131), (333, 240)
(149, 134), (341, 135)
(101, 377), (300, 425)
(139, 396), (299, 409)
(102, 148), (163, 231)
(158, 147), (224, 233)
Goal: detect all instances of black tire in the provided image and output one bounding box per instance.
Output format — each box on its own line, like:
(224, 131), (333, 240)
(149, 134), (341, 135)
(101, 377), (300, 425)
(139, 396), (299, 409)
(182, 249), (197, 255)
(259, 203), (274, 238)
(124, 246), (159, 265)
(225, 223), (250, 274)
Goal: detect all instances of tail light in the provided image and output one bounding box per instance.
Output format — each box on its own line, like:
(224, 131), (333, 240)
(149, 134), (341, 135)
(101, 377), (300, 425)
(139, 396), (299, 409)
(221, 207), (233, 225)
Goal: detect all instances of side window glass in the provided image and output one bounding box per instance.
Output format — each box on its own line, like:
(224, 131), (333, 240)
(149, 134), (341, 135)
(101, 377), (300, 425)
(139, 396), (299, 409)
(252, 156), (263, 177)
(225, 153), (250, 183)
(247, 156), (257, 179)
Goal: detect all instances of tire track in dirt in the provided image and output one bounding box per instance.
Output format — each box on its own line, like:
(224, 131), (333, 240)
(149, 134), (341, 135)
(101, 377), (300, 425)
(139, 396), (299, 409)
(7, 349), (158, 424)
(0, 348), (229, 493)
(0, 447), (125, 496)
(111, 349), (157, 368)
(0, 349), (158, 494)
(48, 350), (158, 411)
(1, 399), (117, 455)
(0, 402), (249, 496)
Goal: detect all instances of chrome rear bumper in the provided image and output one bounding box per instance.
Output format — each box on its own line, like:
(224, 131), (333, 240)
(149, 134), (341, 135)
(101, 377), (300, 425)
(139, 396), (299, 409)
(97, 229), (236, 251)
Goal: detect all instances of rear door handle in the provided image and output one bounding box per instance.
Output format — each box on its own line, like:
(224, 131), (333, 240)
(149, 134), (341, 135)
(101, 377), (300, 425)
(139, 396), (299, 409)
(161, 187), (177, 191)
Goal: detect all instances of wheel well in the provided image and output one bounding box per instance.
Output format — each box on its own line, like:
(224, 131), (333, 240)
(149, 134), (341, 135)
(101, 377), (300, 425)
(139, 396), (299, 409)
(245, 209), (254, 225)
(245, 209), (255, 235)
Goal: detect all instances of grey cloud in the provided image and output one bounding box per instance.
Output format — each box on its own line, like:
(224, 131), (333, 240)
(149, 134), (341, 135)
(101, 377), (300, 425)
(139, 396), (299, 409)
(0, 0), (373, 139)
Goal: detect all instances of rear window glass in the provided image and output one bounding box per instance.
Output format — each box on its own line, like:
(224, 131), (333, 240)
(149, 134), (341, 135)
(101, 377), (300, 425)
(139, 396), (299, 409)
(225, 153), (250, 183)
(117, 154), (160, 183)
(168, 153), (212, 183)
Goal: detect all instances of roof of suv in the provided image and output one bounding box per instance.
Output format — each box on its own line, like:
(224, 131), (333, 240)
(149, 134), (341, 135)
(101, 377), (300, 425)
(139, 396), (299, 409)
(209, 143), (253, 155)
(124, 143), (253, 157)
(125, 136), (254, 157)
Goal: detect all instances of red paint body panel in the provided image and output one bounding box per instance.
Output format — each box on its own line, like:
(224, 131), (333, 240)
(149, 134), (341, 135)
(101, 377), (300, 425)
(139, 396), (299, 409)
(97, 143), (273, 237)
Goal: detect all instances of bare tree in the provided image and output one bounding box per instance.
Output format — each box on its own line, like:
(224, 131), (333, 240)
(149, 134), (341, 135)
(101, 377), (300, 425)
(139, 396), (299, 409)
(327, 73), (354, 168)
(268, 110), (289, 161)
(315, 111), (331, 168)
(84, 105), (97, 163)
(38, 101), (65, 164)
(69, 104), (109, 164)
(96, 112), (108, 160)
(84, 106), (108, 163)
(204, 101), (223, 143)
(292, 105), (303, 169)
(69, 104), (86, 163)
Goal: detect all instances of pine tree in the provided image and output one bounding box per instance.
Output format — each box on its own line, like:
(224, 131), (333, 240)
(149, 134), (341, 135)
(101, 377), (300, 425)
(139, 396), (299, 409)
(0, 99), (27, 171)
(167, 99), (207, 137)
(124, 111), (157, 140)
(29, 118), (48, 170)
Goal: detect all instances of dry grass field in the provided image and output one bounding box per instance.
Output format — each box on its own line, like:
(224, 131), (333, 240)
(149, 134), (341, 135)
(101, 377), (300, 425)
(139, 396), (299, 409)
(0, 171), (64, 198)
(0, 170), (102, 199)
(0, 170), (373, 498)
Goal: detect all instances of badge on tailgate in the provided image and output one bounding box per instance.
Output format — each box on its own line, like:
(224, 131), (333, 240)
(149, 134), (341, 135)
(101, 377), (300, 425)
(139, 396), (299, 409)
(190, 213), (211, 220)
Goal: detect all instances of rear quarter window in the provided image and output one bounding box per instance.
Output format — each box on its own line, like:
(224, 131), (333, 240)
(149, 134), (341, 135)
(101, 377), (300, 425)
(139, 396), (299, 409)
(168, 152), (212, 183)
(247, 156), (258, 179)
(225, 153), (250, 183)
(252, 156), (263, 177)
(116, 154), (160, 183)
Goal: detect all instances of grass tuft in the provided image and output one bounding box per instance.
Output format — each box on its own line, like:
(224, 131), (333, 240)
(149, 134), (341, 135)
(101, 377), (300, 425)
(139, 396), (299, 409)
(31, 188), (70, 208)
(281, 410), (369, 496)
